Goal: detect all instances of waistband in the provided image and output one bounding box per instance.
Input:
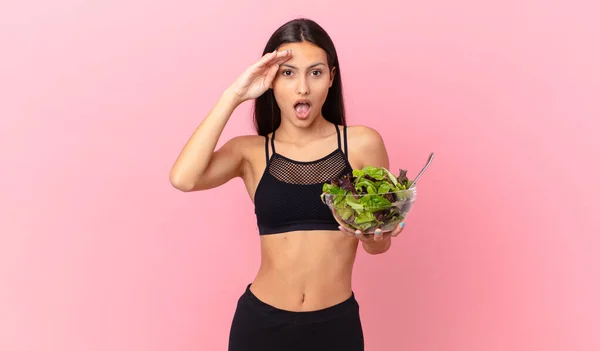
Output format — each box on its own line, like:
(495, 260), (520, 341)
(240, 283), (359, 325)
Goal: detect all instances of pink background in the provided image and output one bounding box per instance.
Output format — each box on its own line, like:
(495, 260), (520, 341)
(1, 0), (599, 350)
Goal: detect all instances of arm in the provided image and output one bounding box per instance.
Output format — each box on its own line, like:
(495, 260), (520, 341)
(169, 49), (292, 192)
(350, 126), (393, 255)
(169, 89), (245, 192)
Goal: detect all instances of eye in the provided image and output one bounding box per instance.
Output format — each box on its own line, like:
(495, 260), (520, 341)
(282, 70), (292, 76)
(311, 70), (322, 76)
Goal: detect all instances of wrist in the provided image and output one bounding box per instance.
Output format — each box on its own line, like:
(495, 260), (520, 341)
(222, 87), (245, 107)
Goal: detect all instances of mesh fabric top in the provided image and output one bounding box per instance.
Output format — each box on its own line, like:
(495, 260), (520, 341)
(254, 124), (353, 235)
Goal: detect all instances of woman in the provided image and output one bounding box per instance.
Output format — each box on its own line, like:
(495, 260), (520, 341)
(169, 18), (405, 351)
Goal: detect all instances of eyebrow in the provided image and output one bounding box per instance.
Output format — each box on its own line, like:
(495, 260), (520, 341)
(281, 62), (326, 69)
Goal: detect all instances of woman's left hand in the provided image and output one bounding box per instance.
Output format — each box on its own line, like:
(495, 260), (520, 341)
(338, 222), (405, 243)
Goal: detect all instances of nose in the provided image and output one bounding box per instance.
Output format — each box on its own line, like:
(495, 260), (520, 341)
(296, 76), (310, 95)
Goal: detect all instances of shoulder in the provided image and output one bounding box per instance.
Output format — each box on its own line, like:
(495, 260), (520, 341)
(223, 134), (265, 150)
(345, 125), (389, 169)
(346, 125), (384, 146)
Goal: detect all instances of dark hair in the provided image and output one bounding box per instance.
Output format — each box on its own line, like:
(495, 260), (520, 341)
(252, 18), (346, 136)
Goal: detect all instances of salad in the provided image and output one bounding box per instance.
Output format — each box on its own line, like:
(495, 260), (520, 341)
(321, 166), (415, 232)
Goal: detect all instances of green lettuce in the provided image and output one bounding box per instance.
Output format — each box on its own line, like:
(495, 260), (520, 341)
(321, 166), (414, 232)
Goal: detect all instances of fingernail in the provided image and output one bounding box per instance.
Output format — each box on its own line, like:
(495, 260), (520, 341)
(375, 229), (382, 235)
(338, 226), (342, 231)
(400, 222), (405, 228)
(355, 230), (361, 237)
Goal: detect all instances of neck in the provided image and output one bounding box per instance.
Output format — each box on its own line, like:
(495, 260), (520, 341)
(275, 114), (334, 145)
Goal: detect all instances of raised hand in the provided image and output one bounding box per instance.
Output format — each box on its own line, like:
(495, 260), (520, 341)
(228, 49), (292, 102)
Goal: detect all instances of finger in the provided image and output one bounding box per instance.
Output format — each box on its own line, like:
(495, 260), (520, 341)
(338, 225), (355, 237)
(254, 50), (278, 68)
(264, 52), (293, 83)
(256, 49), (291, 69)
(373, 228), (384, 241)
(343, 228), (355, 237)
(265, 63), (279, 84)
(275, 49), (292, 58)
(390, 222), (405, 237)
(355, 230), (374, 242)
(270, 50), (293, 66)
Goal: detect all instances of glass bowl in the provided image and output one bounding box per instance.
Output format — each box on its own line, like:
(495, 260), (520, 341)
(321, 187), (417, 234)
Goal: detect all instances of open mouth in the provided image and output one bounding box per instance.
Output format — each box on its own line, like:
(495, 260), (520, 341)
(294, 100), (312, 119)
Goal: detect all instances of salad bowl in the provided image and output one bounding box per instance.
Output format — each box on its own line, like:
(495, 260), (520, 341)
(321, 166), (418, 234)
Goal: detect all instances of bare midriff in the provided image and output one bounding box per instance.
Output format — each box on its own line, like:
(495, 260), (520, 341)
(249, 230), (359, 312)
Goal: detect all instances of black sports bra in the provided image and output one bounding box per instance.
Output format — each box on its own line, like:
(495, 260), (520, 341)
(253, 124), (353, 235)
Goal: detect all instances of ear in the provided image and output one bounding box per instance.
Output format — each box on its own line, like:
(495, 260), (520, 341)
(329, 67), (336, 88)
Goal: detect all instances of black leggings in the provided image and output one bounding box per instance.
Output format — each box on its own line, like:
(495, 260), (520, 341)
(228, 284), (364, 351)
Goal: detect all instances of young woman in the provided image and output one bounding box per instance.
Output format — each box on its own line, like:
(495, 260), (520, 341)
(169, 18), (405, 351)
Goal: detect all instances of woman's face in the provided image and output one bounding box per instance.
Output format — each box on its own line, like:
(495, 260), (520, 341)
(271, 41), (336, 127)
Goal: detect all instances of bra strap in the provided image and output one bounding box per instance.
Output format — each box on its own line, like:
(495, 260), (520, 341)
(270, 129), (276, 155)
(335, 124), (342, 150)
(343, 125), (348, 156)
(263, 135), (270, 164)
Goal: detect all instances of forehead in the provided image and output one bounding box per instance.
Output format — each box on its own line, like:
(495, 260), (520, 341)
(277, 41), (329, 67)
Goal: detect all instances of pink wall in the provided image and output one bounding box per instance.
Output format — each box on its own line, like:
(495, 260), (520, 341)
(1, 1), (599, 350)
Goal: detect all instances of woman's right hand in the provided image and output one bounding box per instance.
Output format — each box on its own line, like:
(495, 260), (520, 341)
(227, 49), (292, 102)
